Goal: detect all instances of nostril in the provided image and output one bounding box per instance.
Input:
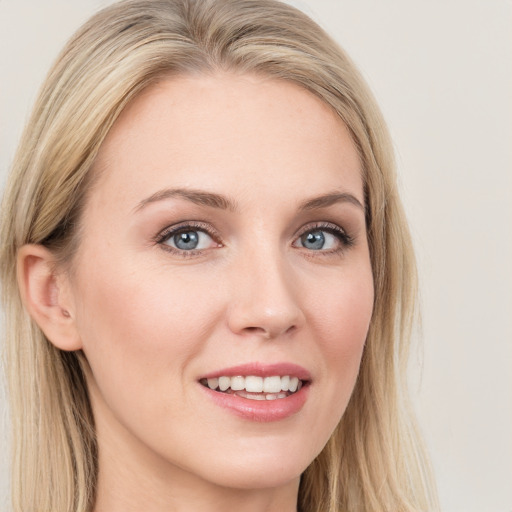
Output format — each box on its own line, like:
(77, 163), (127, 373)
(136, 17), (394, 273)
(242, 326), (273, 339)
(241, 324), (297, 339)
(284, 325), (297, 335)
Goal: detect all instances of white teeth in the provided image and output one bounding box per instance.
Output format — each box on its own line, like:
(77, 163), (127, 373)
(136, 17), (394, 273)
(218, 376), (230, 391)
(245, 376), (263, 393)
(230, 376), (245, 391)
(234, 390), (285, 401)
(203, 374), (305, 395)
(263, 376), (282, 393)
(288, 377), (299, 392)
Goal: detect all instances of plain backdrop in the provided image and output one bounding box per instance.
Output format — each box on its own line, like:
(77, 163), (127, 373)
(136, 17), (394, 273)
(1, 1), (511, 510)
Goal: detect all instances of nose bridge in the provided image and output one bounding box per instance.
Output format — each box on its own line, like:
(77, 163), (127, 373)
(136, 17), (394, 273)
(227, 239), (304, 339)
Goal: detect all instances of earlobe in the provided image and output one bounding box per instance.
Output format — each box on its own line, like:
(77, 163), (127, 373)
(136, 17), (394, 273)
(17, 244), (82, 351)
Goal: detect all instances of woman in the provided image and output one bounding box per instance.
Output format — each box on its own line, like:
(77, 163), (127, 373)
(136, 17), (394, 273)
(0, 0), (438, 511)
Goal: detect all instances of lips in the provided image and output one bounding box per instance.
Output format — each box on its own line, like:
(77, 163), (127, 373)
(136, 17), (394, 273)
(199, 362), (311, 421)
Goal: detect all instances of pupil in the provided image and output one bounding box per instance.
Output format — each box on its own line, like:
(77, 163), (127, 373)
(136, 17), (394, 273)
(174, 231), (199, 250)
(302, 230), (325, 250)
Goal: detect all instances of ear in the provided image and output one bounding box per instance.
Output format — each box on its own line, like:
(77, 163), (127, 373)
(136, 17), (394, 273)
(17, 244), (82, 351)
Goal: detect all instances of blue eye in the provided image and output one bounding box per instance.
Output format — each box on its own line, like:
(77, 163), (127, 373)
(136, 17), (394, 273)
(300, 230), (328, 250)
(167, 230), (211, 250)
(173, 231), (200, 250)
(294, 224), (352, 252)
(298, 230), (337, 250)
(159, 226), (218, 252)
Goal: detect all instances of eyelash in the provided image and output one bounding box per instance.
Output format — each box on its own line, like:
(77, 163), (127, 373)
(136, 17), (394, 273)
(295, 222), (354, 254)
(155, 221), (222, 257)
(155, 221), (354, 257)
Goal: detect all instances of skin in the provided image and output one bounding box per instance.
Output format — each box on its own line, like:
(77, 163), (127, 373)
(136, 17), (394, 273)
(27, 74), (374, 511)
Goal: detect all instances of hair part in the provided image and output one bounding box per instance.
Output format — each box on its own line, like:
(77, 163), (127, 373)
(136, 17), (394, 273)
(0, 0), (438, 510)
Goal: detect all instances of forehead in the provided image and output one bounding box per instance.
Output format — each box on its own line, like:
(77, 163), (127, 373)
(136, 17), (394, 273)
(91, 73), (363, 210)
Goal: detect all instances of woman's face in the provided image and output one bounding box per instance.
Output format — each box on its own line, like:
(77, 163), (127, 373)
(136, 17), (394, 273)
(65, 74), (373, 493)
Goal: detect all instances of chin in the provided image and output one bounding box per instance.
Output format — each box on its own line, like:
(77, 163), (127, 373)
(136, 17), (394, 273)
(204, 462), (305, 491)
(188, 440), (318, 491)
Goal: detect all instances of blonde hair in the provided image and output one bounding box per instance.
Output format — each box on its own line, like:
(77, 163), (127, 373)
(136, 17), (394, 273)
(0, 0), (438, 510)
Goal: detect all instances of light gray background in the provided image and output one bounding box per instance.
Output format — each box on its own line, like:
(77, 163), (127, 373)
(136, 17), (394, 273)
(1, 1), (511, 510)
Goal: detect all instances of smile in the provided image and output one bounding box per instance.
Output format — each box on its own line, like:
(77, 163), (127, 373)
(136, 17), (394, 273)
(199, 363), (311, 421)
(200, 375), (304, 401)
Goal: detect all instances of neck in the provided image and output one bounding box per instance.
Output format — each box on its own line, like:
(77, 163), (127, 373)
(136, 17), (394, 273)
(94, 473), (299, 512)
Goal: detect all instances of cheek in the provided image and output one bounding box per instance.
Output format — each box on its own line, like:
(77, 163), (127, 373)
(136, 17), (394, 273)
(72, 263), (219, 407)
(314, 268), (374, 357)
(308, 264), (373, 410)
(77, 255), (210, 338)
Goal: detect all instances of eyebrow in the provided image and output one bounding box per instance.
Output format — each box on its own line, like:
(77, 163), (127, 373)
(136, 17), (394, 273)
(134, 187), (364, 214)
(299, 192), (365, 212)
(134, 188), (237, 212)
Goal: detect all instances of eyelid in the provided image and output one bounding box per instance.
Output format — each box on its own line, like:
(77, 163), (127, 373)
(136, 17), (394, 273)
(155, 221), (222, 254)
(295, 221), (347, 238)
(293, 221), (354, 251)
(154, 220), (354, 257)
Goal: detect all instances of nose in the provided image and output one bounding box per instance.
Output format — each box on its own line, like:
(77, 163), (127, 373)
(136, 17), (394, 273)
(226, 249), (305, 340)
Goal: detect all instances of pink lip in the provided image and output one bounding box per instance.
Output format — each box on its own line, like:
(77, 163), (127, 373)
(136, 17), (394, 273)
(199, 362), (311, 422)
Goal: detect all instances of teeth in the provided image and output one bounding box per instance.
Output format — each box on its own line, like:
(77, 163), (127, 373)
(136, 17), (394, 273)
(203, 374), (304, 395)
(244, 392), (266, 401)
(234, 390), (289, 401)
(218, 376), (230, 391)
(245, 376), (263, 393)
(288, 377), (299, 392)
(230, 376), (245, 391)
(263, 376), (282, 393)
(207, 378), (218, 390)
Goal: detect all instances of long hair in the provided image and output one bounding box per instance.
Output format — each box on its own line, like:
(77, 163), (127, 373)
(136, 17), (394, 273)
(0, 1), (438, 510)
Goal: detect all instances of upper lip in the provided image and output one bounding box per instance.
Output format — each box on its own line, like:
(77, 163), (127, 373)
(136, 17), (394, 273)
(200, 362), (311, 381)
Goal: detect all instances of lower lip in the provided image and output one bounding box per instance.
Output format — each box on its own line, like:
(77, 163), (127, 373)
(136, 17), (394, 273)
(200, 384), (310, 422)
